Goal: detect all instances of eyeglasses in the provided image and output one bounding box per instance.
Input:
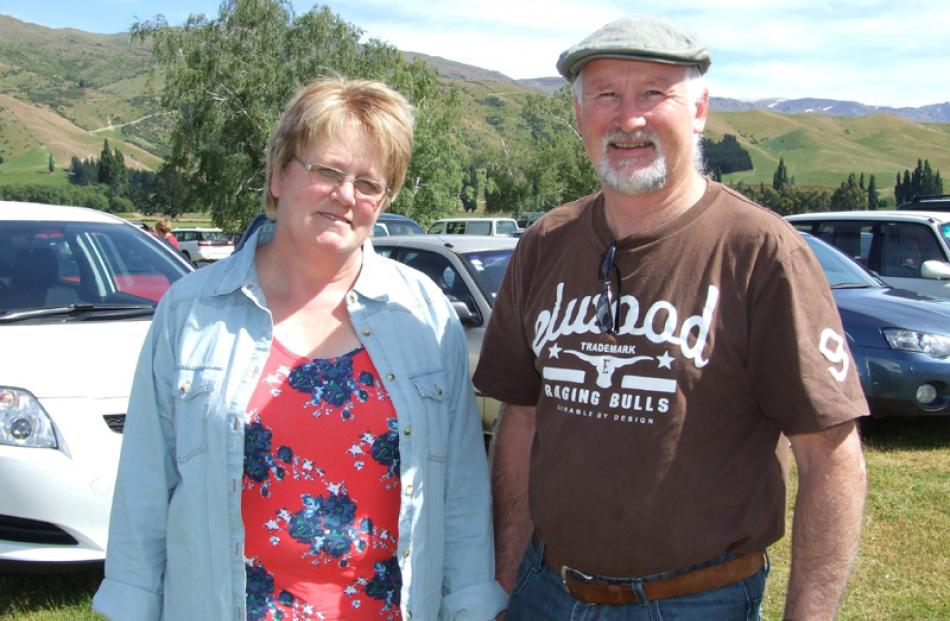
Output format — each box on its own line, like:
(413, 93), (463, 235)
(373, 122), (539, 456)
(293, 155), (389, 203)
(595, 241), (621, 334)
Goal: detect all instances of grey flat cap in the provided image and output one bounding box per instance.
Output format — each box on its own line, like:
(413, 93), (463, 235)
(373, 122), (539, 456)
(557, 15), (711, 80)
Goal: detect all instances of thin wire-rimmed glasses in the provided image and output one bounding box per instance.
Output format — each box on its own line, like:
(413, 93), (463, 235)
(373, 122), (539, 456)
(595, 241), (621, 334)
(292, 155), (389, 203)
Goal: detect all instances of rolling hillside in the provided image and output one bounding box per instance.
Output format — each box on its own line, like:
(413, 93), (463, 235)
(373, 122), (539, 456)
(1, 14), (947, 195)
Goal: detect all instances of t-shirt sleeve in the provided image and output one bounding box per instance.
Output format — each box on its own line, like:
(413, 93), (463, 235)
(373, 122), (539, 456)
(747, 243), (869, 434)
(472, 238), (542, 405)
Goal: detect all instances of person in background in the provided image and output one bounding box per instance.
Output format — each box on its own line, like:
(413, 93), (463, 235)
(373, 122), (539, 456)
(153, 217), (179, 249)
(475, 15), (867, 621)
(93, 77), (506, 621)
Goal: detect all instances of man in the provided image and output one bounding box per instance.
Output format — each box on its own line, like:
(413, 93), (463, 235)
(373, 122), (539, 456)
(474, 15), (867, 621)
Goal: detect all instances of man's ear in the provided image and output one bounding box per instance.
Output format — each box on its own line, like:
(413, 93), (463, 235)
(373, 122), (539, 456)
(692, 88), (710, 135)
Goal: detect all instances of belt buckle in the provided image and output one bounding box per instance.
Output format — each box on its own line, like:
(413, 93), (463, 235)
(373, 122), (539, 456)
(560, 564), (594, 587)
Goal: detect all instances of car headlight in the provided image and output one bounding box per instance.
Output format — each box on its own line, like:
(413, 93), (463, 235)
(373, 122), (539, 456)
(0, 387), (58, 448)
(882, 328), (950, 359)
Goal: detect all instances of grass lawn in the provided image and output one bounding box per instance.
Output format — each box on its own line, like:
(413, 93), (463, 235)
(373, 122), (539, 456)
(1, 417), (947, 620)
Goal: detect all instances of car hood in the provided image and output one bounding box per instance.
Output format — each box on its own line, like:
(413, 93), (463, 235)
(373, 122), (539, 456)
(832, 286), (950, 346)
(0, 320), (151, 399)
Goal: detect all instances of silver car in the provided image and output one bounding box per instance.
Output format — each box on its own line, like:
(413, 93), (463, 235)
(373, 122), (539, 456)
(372, 235), (517, 440)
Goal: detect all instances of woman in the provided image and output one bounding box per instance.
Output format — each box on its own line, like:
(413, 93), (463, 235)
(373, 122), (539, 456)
(93, 78), (506, 621)
(153, 217), (179, 249)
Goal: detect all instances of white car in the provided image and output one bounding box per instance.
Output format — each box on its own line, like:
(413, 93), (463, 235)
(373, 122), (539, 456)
(172, 226), (235, 263)
(786, 210), (950, 300)
(426, 217), (521, 237)
(0, 201), (193, 570)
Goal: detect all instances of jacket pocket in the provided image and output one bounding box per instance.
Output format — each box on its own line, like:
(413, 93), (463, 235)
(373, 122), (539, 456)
(409, 369), (449, 461)
(171, 366), (220, 464)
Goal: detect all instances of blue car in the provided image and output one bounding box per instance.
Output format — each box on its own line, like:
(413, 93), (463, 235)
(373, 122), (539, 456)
(803, 233), (950, 416)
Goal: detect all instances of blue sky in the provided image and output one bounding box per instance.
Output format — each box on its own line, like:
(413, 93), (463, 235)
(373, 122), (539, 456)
(2, 0), (947, 107)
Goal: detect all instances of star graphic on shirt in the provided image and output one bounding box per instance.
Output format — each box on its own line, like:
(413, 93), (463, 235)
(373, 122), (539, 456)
(264, 372), (282, 385)
(657, 351), (675, 369)
(548, 343), (562, 358)
(347, 444), (364, 456)
(277, 365), (291, 376)
(327, 481), (342, 495)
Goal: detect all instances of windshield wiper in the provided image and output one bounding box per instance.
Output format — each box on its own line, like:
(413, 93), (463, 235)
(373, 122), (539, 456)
(0, 303), (155, 323)
(829, 282), (871, 290)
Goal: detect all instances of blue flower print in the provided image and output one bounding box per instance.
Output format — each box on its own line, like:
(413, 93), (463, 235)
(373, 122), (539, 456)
(288, 490), (360, 560)
(244, 421), (287, 494)
(288, 350), (375, 420)
(371, 418), (401, 480)
(245, 560), (276, 621)
(365, 555), (402, 610)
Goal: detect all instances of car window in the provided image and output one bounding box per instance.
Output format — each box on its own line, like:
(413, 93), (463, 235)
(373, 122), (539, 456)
(386, 222), (419, 235)
(467, 220), (491, 235)
(879, 222), (944, 278)
(0, 221), (191, 313)
(496, 220), (517, 235)
(446, 221), (466, 234)
(198, 230), (228, 242)
(401, 250), (476, 312)
(941, 223), (950, 247)
(460, 249), (514, 306)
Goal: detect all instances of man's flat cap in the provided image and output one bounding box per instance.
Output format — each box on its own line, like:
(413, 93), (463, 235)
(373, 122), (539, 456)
(557, 15), (711, 81)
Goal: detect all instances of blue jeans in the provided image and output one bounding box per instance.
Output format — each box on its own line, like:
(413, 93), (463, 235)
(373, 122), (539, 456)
(506, 538), (768, 621)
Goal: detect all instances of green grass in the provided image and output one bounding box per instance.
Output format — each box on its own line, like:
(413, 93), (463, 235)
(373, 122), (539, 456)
(1, 417), (946, 620)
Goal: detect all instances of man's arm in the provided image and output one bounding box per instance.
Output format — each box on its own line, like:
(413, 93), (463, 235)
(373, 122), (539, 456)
(490, 403), (537, 593)
(785, 419), (867, 621)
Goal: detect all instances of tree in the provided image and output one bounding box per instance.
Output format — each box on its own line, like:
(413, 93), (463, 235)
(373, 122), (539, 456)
(701, 134), (752, 175)
(772, 157), (791, 192)
(133, 0), (465, 230)
(867, 174), (879, 210)
(48, 154), (55, 174)
(830, 174), (867, 211)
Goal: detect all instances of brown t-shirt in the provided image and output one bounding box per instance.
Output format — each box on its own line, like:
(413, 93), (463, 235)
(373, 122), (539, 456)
(473, 182), (867, 577)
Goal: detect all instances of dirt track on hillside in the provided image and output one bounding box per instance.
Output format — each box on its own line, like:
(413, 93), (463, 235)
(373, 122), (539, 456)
(0, 93), (158, 170)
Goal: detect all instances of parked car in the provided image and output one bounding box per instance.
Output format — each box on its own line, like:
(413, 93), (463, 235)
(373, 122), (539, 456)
(427, 217), (520, 237)
(787, 210), (950, 300)
(802, 232), (950, 417)
(372, 235), (517, 439)
(375, 212), (425, 236)
(236, 212), (423, 250)
(897, 194), (950, 212)
(172, 226), (235, 263)
(0, 201), (194, 570)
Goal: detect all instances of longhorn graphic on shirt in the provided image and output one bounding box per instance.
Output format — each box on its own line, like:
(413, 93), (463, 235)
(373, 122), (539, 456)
(563, 350), (654, 388)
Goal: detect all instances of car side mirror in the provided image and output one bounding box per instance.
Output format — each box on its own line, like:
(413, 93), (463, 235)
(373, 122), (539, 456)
(451, 301), (482, 326)
(921, 260), (950, 280)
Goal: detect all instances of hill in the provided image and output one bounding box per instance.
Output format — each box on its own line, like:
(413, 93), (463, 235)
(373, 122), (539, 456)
(0, 14), (947, 197)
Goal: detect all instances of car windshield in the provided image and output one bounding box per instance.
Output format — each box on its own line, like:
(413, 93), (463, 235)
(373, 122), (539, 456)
(803, 235), (883, 289)
(199, 230), (229, 242)
(941, 223), (950, 246)
(0, 220), (192, 318)
(459, 248), (513, 305)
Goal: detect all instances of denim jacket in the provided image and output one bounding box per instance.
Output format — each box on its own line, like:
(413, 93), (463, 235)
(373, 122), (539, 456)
(93, 223), (507, 621)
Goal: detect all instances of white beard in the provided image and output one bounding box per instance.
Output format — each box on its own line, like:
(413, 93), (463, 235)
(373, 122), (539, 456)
(597, 130), (706, 195)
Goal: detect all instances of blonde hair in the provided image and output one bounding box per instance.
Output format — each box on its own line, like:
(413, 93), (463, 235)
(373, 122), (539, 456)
(263, 77), (415, 218)
(154, 218), (173, 236)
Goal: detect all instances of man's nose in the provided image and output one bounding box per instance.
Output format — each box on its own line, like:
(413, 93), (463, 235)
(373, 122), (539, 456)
(614, 98), (648, 132)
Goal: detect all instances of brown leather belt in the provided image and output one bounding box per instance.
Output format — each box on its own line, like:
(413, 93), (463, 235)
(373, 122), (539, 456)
(532, 530), (765, 606)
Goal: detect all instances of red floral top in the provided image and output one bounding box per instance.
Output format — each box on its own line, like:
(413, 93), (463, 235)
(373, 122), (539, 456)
(242, 341), (402, 620)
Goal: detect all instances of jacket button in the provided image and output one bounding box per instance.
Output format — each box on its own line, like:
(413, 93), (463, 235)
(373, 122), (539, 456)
(405, 484), (414, 496)
(179, 382), (190, 394)
(386, 373), (395, 382)
(403, 426), (412, 436)
(362, 328), (372, 336)
(402, 548), (411, 558)
(347, 292), (358, 304)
